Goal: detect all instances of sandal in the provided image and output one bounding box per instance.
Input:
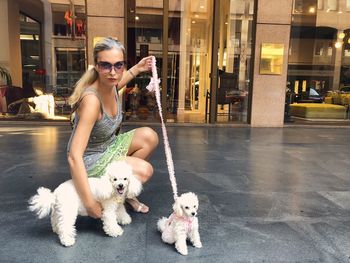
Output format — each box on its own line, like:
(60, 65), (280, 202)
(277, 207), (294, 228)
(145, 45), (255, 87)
(127, 198), (149, 214)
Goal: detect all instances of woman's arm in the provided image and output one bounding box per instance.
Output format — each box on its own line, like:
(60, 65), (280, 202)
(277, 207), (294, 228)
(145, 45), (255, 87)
(117, 55), (153, 90)
(67, 95), (102, 218)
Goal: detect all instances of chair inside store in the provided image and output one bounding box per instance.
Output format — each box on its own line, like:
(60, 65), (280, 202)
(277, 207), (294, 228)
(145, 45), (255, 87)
(217, 71), (241, 121)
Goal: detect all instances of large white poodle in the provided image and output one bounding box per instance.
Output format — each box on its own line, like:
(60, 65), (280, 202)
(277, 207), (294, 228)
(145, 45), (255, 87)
(28, 160), (142, 247)
(157, 192), (202, 255)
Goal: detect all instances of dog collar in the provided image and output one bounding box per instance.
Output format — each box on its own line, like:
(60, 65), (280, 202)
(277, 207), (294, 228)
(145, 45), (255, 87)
(113, 195), (124, 204)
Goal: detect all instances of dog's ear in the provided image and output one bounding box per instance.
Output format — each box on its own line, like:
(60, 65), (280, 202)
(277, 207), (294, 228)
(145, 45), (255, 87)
(173, 198), (183, 217)
(126, 174), (143, 198)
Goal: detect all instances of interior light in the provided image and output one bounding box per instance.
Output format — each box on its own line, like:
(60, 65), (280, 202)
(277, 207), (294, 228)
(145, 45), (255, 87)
(309, 7), (315, 13)
(338, 32), (345, 39)
(348, 39), (350, 44)
(20, 34), (34, 40)
(135, 16), (139, 21)
(195, 14), (199, 18)
(192, 20), (196, 24)
(335, 41), (342, 48)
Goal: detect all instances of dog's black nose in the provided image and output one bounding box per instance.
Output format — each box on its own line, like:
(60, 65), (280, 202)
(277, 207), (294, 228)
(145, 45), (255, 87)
(192, 212), (196, 216)
(118, 184), (123, 188)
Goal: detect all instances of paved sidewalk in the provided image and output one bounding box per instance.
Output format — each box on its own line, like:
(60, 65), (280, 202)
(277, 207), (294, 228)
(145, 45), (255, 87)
(1, 124), (350, 263)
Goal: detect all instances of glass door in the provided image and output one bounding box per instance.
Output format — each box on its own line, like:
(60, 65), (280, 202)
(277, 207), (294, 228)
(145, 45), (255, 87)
(212, 0), (254, 123)
(167, 0), (213, 123)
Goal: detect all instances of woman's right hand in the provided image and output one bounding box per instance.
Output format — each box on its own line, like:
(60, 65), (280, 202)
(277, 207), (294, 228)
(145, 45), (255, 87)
(85, 200), (103, 219)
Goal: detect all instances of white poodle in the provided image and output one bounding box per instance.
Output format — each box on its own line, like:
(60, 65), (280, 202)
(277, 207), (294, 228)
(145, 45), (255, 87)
(28, 160), (142, 247)
(157, 192), (202, 255)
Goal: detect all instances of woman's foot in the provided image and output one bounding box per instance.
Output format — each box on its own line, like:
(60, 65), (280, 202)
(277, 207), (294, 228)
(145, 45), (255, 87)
(126, 198), (149, 213)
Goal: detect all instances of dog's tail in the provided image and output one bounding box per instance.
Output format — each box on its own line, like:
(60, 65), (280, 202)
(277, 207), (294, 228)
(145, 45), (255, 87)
(28, 187), (55, 219)
(157, 217), (168, 233)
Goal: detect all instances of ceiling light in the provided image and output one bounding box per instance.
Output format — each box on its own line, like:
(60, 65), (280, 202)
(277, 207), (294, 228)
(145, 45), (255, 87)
(309, 7), (315, 13)
(335, 41), (342, 48)
(135, 16), (139, 21)
(338, 32), (345, 39)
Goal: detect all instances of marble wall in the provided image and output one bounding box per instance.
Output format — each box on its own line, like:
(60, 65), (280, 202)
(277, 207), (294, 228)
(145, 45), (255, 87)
(250, 0), (293, 127)
(86, 0), (125, 66)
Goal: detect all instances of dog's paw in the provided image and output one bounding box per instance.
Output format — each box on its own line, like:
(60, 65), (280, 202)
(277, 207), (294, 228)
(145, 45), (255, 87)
(118, 214), (132, 225)
(193, 241), (202, 248)
(59, 236), (75, 247)
(175, 244), (188, 256)
(104, 225), (124, 237)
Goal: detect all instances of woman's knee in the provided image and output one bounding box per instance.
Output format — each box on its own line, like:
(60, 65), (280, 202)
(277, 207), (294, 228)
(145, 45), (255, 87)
(139, 127), (159, 148)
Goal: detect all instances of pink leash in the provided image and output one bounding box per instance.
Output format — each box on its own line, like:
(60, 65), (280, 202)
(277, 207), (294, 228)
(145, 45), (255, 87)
(146, 56), (178, 201)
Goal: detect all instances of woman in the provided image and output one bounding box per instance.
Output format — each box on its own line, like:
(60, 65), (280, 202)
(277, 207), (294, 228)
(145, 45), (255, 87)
(67, 37), (158, 219)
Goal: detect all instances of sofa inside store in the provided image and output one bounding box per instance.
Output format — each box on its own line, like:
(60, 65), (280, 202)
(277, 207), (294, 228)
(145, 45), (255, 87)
(285, 79), (350, 125)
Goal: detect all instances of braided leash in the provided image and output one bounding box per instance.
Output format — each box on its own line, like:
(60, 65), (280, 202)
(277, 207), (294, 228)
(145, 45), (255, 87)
(146, 56), (178, 201)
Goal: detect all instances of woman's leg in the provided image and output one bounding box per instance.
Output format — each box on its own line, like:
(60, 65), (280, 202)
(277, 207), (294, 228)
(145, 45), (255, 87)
(127, 127), (158, 161)
(125, 127), (158, 212)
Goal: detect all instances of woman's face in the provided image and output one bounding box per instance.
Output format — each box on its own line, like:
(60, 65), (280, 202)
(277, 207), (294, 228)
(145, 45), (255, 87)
(95, 48), (126, 88)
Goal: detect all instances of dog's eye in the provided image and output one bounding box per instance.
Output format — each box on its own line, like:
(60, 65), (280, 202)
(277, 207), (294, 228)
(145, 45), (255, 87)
(113, 178), (117, 181)
(124, 178), (127, 180)
(185, 206), (189, 209)
(194, 205), (197, 208)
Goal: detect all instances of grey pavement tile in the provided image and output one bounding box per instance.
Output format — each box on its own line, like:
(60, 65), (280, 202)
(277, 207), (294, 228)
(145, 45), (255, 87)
(1, 124), (350, 262)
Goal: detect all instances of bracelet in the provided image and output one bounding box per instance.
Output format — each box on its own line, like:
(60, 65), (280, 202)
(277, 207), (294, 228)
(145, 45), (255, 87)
(128, 69), (136, 78)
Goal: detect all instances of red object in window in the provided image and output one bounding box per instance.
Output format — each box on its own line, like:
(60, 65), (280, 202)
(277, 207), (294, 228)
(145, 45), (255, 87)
(64, 10), (73, 27)
(35, 69), (46, 75)
(76, 19), (83, 36)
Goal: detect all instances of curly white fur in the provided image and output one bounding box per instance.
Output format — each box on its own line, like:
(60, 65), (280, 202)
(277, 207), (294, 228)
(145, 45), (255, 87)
(28, 160), (142, 247)
(157, 192), (202, 255)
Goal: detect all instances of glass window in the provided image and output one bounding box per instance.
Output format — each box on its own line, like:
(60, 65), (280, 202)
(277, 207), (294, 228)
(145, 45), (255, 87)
(288, 0), (350, 121)
(20, 13), (42, 93)
(51, 4), (86, 37)
(54, 48), (85, 96)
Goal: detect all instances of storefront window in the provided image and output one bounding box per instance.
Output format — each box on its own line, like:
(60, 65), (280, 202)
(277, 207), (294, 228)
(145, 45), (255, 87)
(214, 0), (254, 123)
(125, 0), (163, 121)
(20, 13), (42, 96)
(52, 4), (86, 38)
(50, 3), (86, 117)
(288, 0), (350, 121)
(126, 0), (254, 123)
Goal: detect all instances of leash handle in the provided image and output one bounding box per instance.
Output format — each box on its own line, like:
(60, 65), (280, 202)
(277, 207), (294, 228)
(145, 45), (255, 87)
(146, 56), (178, 201)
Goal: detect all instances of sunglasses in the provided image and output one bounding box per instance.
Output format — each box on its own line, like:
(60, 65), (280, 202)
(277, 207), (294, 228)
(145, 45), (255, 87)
(97, 61), (127, 72)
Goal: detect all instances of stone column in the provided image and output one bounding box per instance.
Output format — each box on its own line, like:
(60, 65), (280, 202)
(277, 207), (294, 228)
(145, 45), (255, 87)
(85, 0), (125, 66)
(250, 0), (293, 127)
(332, 30), (343, 90)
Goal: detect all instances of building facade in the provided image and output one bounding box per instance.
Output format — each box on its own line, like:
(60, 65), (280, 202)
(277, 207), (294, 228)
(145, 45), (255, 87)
(0, 0), (349, 126)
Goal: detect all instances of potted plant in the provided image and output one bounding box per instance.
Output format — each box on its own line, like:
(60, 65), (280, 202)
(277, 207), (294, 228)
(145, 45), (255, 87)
(0, 65), (12, 86)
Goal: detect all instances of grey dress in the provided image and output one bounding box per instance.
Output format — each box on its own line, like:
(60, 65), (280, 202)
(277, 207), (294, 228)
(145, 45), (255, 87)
(67, 87), (135, 177)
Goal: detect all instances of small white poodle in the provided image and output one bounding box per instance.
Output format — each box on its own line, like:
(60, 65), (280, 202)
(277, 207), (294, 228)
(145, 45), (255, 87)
(28, 160), (142, 247)
(157, 192), (202, 255)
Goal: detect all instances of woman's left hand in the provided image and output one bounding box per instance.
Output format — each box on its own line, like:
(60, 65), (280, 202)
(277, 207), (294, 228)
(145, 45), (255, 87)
(136, 56), (153, 74)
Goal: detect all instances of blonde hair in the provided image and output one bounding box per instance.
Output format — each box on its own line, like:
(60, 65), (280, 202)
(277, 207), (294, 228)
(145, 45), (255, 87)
(68, 37), (126, 106)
